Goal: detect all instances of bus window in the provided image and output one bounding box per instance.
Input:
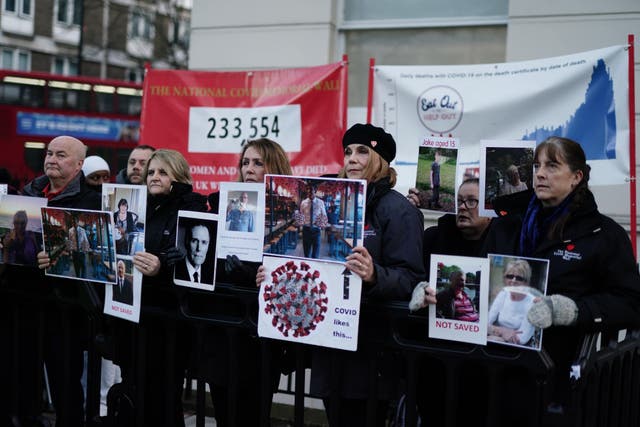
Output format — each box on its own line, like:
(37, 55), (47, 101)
(0, 83), (45, 107)
(117, 94), (142, 116)
(22, 86), (45, 107)
(96, 92), (114, 113)
(0, 83), (21, 104)
(24, 143), (46, 175)
(117, 93), (142, 116)
(48, 88), (91, 111)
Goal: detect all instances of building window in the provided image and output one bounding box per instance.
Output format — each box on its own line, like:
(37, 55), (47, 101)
(4, 0), (16, 12)
(56, 0), (81, 25)
(126, 68), (144, 84)
(130, 9), (154, 41)
(18, 50), (28, 69)
(343, 0), (507, 21)
(52, 57), (78, 75)
(169, 17), (189, 45)
(0, 48), (30, 70)
(3, 0), (33, 16)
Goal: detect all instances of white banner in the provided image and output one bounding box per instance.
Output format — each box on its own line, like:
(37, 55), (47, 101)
(188, 105), (301, 153)
(373, 45), (630, 196)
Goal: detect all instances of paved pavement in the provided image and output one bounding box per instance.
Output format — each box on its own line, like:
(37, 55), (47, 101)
(184, 413), (216, 426)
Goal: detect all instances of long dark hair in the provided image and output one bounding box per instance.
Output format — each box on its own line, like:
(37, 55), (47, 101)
(534, 136), (591, 239)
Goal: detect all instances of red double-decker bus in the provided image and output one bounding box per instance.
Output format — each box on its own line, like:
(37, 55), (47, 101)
(0, 70), (143, 190)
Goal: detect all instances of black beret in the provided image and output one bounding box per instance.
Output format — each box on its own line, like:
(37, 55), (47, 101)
(342, 123), (396, 163)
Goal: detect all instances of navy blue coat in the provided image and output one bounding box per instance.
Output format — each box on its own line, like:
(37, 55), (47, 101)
(482, 189), (640, 402)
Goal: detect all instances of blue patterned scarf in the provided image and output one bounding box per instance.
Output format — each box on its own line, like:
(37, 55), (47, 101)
(519, 193), (574, 256)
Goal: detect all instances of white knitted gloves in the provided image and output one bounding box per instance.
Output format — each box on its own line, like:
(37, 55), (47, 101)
(409, 281), (430, 312)
(527, 294), (579, 329)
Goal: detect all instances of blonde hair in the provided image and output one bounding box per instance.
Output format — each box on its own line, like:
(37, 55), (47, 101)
(238, 138), (292, 181)
(338, 145), (397, 186)
(144, 149), (192, 185)
(504, 259), (532, 284)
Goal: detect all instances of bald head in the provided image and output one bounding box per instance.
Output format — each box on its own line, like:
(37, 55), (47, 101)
(44, 136), (87, 191)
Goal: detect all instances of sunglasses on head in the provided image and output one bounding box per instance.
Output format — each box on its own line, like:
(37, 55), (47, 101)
(505, 274), (525, 282)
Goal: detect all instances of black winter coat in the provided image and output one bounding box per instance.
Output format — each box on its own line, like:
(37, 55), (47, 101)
(23, 173), (101, 210)
(311, 177), (425, 399)
(142, 182), (208, 296)
(482, 189), (640, 402)
(423, 213), (490, 281)
(22, 172), (101, 304)
(361, 177), (425, 300)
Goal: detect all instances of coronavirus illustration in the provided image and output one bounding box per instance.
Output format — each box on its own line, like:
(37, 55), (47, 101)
(263, 260), (329, 338)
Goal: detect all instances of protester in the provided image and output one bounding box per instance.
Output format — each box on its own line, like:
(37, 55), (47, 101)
(82, 155), (111, 191)
(112, 149), (208, 426)
(482, 136), (640, 421)
(206, 137), (292, 426)
(115, 144), (155, 184)
(409, 178), (491, 287)
(304, 123), (425, 425)
(408, 177), (492, 426)
(30, 135), (101, 425)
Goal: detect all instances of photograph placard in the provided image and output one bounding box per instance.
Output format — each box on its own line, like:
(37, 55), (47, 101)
(487, 254), (549, 350)
(101, 184), (147, 323)
(216, 182), (265, 262)
(264, 175), (366, 263)
(101, 184), (147, 257)
(104, 257), (142, 323)
(428, 254), (489, 345)
(479, 140), (536, 217)
(174, 210), (219, 291)
(258, 255), (362, 351)
(415, 136), (459, 213)
(41, 207), (117, 284)
(0, 194), (47, 266)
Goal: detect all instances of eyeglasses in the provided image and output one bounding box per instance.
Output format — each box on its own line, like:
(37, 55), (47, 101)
(504, 274), (526, 282)
(457, 198), (479, 209)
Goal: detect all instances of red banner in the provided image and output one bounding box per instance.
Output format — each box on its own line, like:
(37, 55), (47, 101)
(139, 61), (348, 194)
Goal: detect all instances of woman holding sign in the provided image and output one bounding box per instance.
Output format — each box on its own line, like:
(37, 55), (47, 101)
(114, 149), (207, 426)
(310, 123), (425, 425)
(206, 137), (292, 427)
(483, 136), (640, 421)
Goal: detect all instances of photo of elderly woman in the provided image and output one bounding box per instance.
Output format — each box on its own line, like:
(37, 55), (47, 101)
(487, 255), (549, 350)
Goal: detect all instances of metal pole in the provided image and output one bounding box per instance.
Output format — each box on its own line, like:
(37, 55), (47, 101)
(77, 0), (85, 75)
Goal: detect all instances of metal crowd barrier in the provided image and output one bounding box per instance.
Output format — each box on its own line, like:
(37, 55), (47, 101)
(3, 274), (639, 427)
(2, 270), (104, 426)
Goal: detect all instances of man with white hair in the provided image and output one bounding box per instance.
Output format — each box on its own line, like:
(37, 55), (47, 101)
(21, 135), (102, 425)
(113, 259), (133, 305)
